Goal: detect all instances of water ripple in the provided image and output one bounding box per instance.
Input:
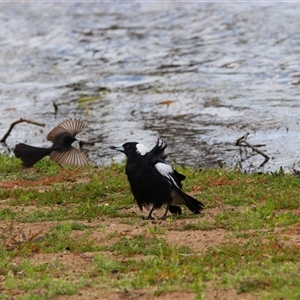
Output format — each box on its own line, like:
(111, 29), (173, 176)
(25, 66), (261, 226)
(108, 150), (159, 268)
(1, 2), (300, 172)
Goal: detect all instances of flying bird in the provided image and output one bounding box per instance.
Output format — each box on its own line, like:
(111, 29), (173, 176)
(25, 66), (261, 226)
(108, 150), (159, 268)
(110, 140), (204, 219)
(14, 118), (89, 168)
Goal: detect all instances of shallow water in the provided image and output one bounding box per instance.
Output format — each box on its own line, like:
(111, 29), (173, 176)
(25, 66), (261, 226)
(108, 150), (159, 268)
(1, 2), (300, 172)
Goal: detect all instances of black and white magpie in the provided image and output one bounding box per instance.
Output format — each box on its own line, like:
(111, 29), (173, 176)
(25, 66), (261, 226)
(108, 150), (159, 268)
(110, 140), (204, 219)
(14, 118), (89, 168)
(135, 140), (185, 215)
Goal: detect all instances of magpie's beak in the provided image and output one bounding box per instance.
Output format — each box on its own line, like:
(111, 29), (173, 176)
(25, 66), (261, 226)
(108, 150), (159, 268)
(109, 145), (124, 153)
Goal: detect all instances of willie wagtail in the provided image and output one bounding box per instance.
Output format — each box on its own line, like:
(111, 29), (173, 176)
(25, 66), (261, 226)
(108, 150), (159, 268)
(14, 118), (89, 168)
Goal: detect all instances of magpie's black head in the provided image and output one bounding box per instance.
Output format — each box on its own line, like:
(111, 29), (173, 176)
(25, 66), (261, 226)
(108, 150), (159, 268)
(109, 142), (149, 156)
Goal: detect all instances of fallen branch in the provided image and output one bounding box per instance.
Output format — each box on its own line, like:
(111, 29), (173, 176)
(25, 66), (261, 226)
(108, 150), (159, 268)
(235, 132), (269, 167)
(0, 118), (45, 143)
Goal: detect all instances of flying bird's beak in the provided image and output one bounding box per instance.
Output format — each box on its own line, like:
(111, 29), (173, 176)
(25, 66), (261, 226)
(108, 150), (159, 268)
(109, 145), (124, 153)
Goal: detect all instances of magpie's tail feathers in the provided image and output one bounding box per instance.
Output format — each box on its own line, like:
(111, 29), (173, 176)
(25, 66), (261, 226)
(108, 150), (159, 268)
(14, 143), (51, 167)
(184, 193), (204, 214)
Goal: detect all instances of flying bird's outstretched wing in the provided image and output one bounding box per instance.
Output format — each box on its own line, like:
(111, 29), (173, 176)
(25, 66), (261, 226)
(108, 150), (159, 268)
(47, 118), (85, 141)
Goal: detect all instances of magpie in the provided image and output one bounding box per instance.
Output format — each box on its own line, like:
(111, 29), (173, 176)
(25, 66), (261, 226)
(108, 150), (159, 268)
(14, 118), (89, 168)
(110, 140), (204, 219)
(134, 140), (185, 215)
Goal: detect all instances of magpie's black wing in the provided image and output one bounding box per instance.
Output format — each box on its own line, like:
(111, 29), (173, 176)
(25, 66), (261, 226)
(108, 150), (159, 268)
(145, 139), (185, 188)
(144, 139), (167, 163)
(173, 170), (186, 188)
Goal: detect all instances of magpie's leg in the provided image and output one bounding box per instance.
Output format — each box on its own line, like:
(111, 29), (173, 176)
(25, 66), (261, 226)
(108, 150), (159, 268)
(160, 201), (171, 220)
(144, 205), (155, 220)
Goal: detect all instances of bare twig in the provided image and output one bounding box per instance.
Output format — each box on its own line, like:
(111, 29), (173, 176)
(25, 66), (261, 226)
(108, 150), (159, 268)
(235, 133), (269, 167)
(53, 101), (58, 116)
(0, 118), (45, 143)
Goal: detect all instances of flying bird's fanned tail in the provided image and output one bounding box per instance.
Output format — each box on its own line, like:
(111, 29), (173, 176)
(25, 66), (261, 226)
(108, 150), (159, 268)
(14, 143), (51, 168)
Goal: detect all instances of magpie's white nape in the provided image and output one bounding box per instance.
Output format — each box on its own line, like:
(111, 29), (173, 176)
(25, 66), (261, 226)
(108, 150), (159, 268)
(109, 140), (204, 220)
(136, 143), (149, 155)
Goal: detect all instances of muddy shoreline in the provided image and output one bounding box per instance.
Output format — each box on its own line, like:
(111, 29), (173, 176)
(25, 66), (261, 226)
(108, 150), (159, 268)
(1, 2), (300, 172)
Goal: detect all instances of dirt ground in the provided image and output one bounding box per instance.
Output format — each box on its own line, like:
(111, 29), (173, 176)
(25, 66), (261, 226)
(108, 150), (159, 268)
(1, 204), (300, 300)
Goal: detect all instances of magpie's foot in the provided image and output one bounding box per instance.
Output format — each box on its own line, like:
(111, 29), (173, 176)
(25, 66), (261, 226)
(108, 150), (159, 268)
(142, 215), (155, 220)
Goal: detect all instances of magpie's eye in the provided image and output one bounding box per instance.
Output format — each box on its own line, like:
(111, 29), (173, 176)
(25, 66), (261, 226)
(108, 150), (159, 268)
(124, 144), (130, 149)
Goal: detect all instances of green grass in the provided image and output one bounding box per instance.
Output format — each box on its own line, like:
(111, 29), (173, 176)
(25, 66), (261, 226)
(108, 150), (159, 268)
(0, 154), (300, 299)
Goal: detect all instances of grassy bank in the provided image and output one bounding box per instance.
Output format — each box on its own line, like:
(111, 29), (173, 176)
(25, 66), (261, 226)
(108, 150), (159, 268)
(0, 154), (300, 299)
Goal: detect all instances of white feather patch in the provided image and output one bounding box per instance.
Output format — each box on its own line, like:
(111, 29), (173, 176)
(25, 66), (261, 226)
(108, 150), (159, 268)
(136, 143), (149, 155)
(155, 162), (173, 176)
(155, 162), (180, 189)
